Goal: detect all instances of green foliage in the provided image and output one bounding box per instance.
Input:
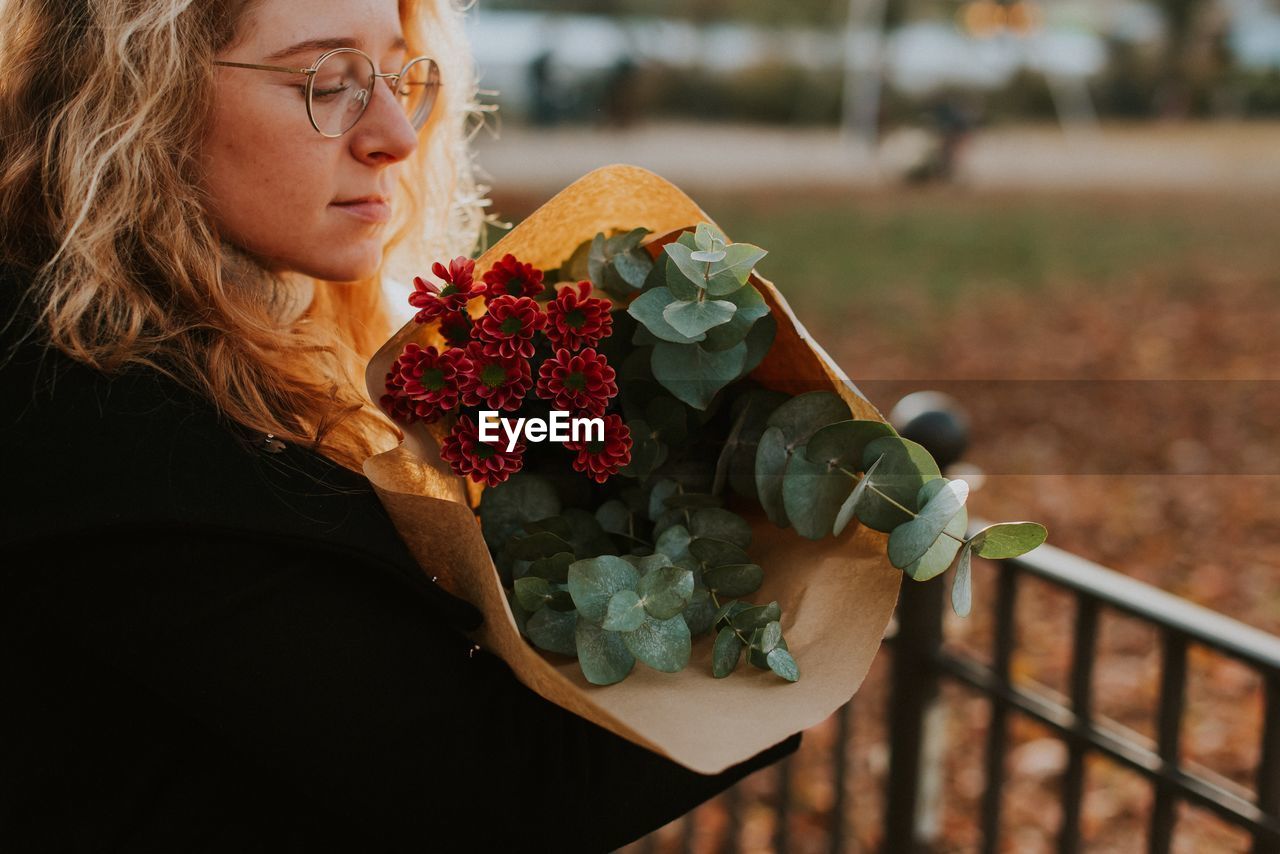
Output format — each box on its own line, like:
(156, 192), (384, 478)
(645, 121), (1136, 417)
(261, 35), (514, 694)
(480, 220), (1048, 687)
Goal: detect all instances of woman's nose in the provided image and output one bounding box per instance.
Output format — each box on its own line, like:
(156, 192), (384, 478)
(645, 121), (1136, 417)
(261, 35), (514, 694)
(348, 80), (419, 165)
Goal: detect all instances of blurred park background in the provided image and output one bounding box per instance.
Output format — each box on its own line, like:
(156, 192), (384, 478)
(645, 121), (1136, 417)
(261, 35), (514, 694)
(461, 1), (1280, 851)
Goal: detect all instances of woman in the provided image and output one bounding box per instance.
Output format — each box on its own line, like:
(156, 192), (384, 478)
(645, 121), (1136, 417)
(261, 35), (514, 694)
(0, 0), (800, 850)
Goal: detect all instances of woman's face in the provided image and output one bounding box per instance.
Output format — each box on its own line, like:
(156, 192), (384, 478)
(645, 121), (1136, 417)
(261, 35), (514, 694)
(202, 0), (419, 282)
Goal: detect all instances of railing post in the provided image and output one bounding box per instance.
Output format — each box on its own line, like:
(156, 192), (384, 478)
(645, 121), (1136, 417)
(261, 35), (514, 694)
(885, 574), (947, 853)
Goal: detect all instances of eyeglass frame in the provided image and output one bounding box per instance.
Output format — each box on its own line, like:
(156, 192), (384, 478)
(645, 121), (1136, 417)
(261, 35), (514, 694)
(213, 47), (441, 139)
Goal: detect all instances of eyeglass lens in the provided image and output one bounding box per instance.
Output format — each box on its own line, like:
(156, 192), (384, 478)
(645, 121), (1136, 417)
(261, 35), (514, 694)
(309, 51), (440, 136)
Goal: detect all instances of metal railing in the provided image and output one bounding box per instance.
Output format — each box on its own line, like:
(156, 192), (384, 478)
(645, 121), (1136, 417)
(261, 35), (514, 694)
(886, 519), (1280, 854)
(628, 390), (1280, 853)
(632, 522), (1280, 853)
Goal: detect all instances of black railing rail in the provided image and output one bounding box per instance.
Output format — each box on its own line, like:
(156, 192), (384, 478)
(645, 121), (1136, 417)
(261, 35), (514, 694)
(886, 517), (1280, 854)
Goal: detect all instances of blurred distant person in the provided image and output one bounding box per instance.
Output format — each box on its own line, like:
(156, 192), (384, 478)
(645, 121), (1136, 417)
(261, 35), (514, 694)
(601, 55), (640, 128)
(885, 94), (977, 185)
(529, 49), (558, 126)
(924, 95), (976, 182)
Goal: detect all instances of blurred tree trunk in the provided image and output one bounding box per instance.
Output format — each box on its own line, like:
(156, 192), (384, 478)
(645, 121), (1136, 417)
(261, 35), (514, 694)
(1155, 0), (1208, 118)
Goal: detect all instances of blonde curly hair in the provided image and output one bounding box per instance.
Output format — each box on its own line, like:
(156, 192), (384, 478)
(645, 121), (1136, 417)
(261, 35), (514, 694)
(0, 0), (489, 472)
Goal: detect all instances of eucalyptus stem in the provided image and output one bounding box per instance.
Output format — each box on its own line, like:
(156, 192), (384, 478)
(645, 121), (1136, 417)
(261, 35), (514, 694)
(708, 588), (754, 646)
(837, 466), (968, 544)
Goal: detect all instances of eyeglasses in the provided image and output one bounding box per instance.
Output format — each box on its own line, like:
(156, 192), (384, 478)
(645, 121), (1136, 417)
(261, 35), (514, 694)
(214, 47), (441, 138)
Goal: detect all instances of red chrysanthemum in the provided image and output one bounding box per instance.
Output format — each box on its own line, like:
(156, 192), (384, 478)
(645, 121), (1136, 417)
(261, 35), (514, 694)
(390, 343), (466, 423)
(544, 281), (613, 351)
(563, 413), (632, 484)
(474, 295), (546, 360)
(408, 256), (479, 324)
(457, 341), (532, 411)
(535, 347), (617, 417)
(481, 254), (545, 301)
(438, 309), (473, 347)
(380, 368), (416, 424)
(439, 414), (526, 487)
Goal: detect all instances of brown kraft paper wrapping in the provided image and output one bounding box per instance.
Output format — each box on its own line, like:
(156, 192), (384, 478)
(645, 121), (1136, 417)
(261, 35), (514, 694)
(362, 165), (902, 774)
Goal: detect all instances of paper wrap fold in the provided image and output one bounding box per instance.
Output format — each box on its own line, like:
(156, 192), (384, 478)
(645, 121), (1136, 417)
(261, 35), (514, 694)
(362, 165), (901, 774)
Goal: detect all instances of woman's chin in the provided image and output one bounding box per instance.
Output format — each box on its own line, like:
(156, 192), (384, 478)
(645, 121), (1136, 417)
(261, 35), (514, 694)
(295, 247), (382, 283)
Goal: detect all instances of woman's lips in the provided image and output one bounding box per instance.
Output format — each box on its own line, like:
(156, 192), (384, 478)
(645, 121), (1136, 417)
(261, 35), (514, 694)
(331, 197), (391, 224)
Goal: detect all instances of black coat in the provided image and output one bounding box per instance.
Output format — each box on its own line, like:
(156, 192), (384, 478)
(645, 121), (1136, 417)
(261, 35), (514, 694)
(0, 264), (800, 853)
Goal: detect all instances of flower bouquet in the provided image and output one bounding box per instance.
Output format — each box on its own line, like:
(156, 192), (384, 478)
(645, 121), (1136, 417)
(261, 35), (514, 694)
(362, 165), (1045, 773)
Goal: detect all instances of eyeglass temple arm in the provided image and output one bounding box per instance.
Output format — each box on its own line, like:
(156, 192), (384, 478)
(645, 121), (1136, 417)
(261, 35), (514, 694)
(213, 60), (314, 75)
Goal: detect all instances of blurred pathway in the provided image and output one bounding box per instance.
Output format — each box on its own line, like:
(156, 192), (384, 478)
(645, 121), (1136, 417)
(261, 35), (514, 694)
(475, 121), (1280, 195)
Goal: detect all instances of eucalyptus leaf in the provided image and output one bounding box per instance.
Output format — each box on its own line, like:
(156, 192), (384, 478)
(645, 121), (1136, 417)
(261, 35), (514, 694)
(689, 507), (752, 549)
(716, 243), (768, 289)
(665, 240), (738, 295)
(562, 236), (594, 283)
(479, 474), (561, 552)
(527, 606), (578, 657)
(655, 524), (693, 563)
(563, 508), (620, 559)
(767, 391), (853, 447)
(507, 587), (532, 639)
(529, 551), (575, 583)
(681, 587), (717, 636)
(805, 419), (898, 471)
(971, 522), (1049, 559)
(749, 634), (788, 669)
(903, 498), (968, 582)
(567, 556), (639, 623)
(834, 453), (884, 537)
(607, 227), (651, 254)
(732, 600), (782, 634)
(652, 507), (684, 539)
(622, 614), (691, 673)
(782, 448), (855, 540)
(633, 552), (673, 576)
(637, 565), (695, 619)
(522, 516), (574, 541)
(662, 254), (700, 301)
(701, 281), (770, 352)
(586, 233), (609, 289)
(703, 563), (764, 597)
(887, 478), (971, 569)
(854, 436), (943, 533)
(575, 619), (635, 685)
(626, 287), (705, 344)
(594, 500), (632, 536)
(694, 222), (728, 250)
(712, 626), (745, 678)
(689, 536), (751, 568)
(690, 248), (726, 263)
(714, 599), (752, 627)
(739, 311), (777, 377)
(618, 418), (667, 479)
(662, 298), (736, 339)
(754, 425), (792, 527)
(546, 589), (576, 611)
(648, 479), (680, 522)
(514, 576), (553, 612)
(766, 647), (800, 682)
(602, 589), (646, 632)
(952, 542), (974, 617)
(760, 620), (782, 653)
(611, 250), (652, 291)
(509, 531), (576, 561)
(726, 388), (790, 499)
(663, 492), (722, 510)
(651, 340), (747, 410)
